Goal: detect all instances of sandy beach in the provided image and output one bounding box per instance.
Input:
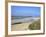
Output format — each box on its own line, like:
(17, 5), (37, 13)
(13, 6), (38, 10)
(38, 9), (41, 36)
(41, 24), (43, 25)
(11, 17), (40, 31)
(11, 22), (32, 31)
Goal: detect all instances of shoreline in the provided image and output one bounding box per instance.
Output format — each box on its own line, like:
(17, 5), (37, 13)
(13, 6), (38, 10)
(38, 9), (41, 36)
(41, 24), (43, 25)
(11, 17), (40, 31)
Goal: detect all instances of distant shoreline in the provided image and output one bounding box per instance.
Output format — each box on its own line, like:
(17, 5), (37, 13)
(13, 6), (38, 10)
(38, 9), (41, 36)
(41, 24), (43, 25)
(11, 16), (40, 20)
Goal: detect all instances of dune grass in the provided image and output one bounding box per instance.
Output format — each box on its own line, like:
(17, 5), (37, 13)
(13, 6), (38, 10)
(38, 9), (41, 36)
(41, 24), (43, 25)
(28, 19), (40, 30)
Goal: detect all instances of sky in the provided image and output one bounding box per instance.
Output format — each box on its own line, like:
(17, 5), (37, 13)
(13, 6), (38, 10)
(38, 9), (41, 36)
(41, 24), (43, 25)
(11, 6), (40, 17)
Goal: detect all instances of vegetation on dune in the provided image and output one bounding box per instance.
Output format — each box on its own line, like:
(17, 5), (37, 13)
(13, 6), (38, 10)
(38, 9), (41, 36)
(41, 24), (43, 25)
(28, 19), (40, 30)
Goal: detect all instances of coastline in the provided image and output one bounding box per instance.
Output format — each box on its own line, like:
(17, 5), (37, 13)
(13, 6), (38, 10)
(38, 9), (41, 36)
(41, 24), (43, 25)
(11, 17), (40, 31)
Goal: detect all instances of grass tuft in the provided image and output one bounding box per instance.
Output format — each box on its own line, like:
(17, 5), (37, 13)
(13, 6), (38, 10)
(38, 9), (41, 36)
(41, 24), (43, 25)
(28, 19), (40, 30)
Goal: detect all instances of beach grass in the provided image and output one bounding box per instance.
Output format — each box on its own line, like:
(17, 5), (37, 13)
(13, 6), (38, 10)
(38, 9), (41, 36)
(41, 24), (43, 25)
(28, 19), (40, 30)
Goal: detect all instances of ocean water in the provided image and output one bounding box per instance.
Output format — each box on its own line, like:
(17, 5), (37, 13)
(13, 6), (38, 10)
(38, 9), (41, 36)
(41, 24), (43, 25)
(12, 16), (32, 19)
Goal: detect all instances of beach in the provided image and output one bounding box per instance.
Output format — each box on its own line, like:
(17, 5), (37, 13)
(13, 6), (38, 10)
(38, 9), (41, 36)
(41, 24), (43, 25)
(11, 17), (40, 31)
(11, 22), (33, 31)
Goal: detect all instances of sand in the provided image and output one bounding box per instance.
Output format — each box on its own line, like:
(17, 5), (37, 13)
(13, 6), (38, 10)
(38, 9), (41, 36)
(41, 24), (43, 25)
(11, 17), (40, 31)
(11, 22), (32, 31)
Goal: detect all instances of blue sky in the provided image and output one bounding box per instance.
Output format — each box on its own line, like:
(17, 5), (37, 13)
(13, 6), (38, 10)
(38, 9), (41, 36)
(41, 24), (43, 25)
(11, 6), (40, 17)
